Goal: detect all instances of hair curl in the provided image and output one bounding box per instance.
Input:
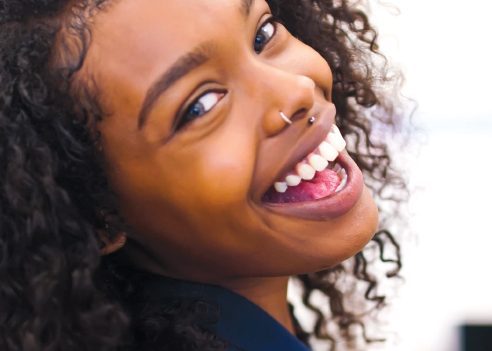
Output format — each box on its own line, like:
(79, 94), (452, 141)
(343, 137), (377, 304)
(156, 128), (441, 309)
(0, 1), (406, 350)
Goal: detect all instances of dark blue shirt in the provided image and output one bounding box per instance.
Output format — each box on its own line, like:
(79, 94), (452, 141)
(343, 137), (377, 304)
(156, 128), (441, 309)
(136, 272), (311, 351)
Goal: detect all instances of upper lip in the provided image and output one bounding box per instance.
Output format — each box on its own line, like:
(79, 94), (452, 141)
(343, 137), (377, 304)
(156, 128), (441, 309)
(256, 102), (337, 201)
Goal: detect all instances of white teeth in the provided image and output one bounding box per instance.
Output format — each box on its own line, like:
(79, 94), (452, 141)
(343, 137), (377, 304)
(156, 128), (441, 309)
(285, 174), (302, 186)
(296, 163), (316, 180)
(272, 124), (347, 193)
(274, 181), (288, 193)
(327, 125), (346, 152)
(308, 154), (328, 172)
(335, 168), (348, 193)
(318, 141), (338, 161)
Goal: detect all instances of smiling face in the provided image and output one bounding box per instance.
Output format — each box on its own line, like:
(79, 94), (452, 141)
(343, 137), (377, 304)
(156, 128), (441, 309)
(81, 0), (378, 283)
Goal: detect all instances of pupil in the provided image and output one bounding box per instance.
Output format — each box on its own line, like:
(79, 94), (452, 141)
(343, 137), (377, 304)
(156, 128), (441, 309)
(254, 34), (265, 52)
(191, 104), (203, 116)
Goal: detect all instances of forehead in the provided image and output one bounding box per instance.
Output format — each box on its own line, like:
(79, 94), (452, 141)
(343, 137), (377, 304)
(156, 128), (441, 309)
(90, 0), (249, 65)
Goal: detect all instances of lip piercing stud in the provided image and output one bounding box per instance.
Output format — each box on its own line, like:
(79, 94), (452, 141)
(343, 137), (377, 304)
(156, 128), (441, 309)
(308, 116), (316, 125)
(279, 111), (293, 125)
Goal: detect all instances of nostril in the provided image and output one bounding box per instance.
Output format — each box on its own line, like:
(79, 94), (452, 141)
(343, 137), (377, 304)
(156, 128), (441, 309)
(290, 108), (308, 123)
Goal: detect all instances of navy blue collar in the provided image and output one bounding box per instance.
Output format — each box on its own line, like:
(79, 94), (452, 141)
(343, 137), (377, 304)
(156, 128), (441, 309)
(135, 272), (311, 351)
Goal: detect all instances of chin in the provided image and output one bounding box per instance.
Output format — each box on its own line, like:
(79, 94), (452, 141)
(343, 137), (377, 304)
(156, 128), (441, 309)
(315, 186), (379, 272)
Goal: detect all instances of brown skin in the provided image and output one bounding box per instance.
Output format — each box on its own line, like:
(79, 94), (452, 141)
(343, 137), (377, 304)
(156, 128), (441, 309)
(84, 0), (378, 332)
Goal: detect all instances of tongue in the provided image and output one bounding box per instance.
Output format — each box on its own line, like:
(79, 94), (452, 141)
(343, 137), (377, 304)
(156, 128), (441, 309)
(263, 168), (342, 203)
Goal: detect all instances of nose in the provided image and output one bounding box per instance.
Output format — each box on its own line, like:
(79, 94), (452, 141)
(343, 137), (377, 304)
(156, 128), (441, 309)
(247, 64), (316, 137)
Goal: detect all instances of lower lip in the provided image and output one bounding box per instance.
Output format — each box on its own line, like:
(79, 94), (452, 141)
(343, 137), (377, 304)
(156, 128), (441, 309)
(262, 152), (364, 220)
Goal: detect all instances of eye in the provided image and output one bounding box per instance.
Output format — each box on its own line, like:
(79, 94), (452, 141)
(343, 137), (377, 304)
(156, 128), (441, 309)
(254, 17), (278, 54)
(175, 91), (225, 131)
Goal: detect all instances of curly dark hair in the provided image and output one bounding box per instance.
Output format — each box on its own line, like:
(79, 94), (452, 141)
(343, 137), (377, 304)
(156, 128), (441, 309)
(0, 0), (406, 350)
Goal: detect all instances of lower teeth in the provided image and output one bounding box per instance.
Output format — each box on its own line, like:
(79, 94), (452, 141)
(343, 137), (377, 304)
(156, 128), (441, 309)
(335, 168), (348, 193)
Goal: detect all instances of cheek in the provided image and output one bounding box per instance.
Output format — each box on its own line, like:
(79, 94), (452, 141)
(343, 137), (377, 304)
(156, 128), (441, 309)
(185, 132), (257, 209)
(110, 130), (258, 237)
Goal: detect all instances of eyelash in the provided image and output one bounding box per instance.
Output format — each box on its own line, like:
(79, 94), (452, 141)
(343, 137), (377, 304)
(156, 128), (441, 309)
(175, 16), (279, 131)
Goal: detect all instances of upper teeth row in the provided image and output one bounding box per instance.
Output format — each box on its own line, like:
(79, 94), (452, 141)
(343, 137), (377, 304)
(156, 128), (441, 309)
(274, 124), (347, 193)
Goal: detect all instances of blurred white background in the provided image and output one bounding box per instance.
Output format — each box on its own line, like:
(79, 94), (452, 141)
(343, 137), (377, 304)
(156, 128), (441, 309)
(369, 1), (492, 350)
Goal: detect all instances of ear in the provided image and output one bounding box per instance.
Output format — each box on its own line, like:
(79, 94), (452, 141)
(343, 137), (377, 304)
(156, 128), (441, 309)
(98, 230), (127, 256)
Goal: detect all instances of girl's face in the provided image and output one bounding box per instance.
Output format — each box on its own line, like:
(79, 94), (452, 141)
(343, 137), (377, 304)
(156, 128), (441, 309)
(83, 0), (378, 282)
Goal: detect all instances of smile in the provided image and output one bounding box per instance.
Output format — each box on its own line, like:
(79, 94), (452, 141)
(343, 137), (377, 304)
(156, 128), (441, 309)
(262, 124), (364, 220)
(262, 124), (348, 202)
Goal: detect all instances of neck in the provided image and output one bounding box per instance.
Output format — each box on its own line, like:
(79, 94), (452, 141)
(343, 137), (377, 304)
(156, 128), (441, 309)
(220, 276), (294, 334)
(121, 246), (295, 333)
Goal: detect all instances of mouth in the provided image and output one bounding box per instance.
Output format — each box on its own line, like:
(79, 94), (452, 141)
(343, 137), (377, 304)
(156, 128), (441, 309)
(261, 124), (364, 220)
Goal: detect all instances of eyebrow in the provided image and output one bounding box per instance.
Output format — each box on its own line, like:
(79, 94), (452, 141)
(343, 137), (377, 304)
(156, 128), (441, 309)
(240, 0), (255, 17)
(137, 0), (256, 130)
(137, 42), (214, 129)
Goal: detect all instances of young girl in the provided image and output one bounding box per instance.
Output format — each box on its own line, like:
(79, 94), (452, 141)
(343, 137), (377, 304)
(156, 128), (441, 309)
(0, 0), (404, 350)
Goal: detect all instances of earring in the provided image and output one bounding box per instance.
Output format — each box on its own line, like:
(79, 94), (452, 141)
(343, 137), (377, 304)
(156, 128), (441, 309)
(96, 208), (129, 255)
(99, 231), (127, 256)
